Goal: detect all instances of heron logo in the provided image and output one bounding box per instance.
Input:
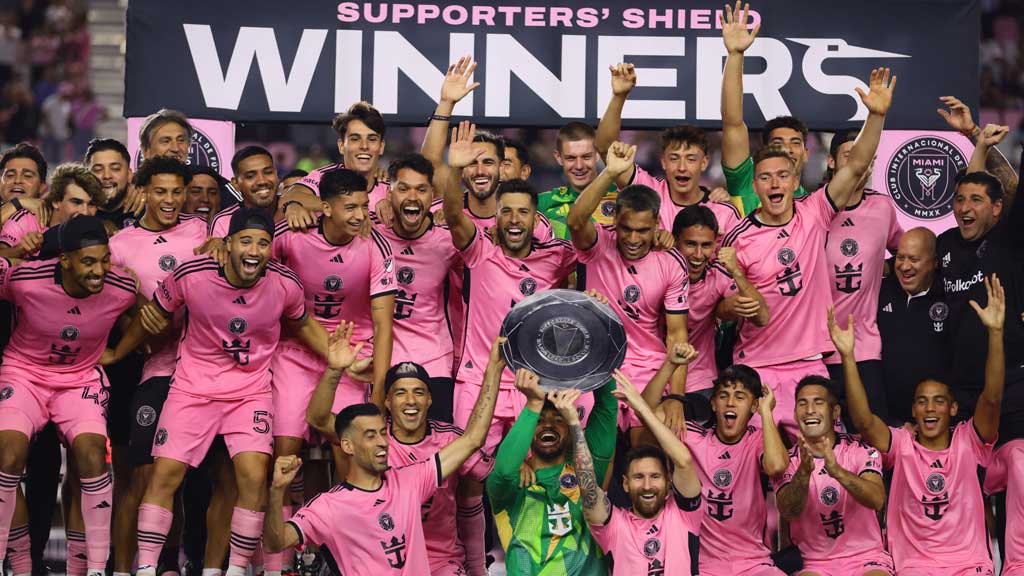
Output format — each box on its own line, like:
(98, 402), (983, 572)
(886, 136), (967, 221)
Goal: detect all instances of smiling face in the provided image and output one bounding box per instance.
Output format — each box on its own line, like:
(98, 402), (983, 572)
(676, 224), (717, 282)
(500, 147), (530, 182)
(227, 229), (272, 284)
(385, 378), (431, 437)
(388, 168), (432, 235)
(141, 173), (187, 229)
(463, 142), (501, 201)
(712, 381), (757, 441)
(1, 157), (44, 201)
(62, 244), (111, 295)
(343, 414), (390, 473)
(50, 183), (98, 226)
(954, 182), (1002, 243)
(322, 190), (369, 242)
(145, 121), (190, 162)
(753, 156), (797, 222)
(532, 405), (571, 462)
(339, 119), (384, 175)
(912, 380), (957, 443)
(661, 142), (709, 200)
(766, 127), (808, 175)
(623, 457), (669, 519)
(233, 154), (279, 210)
(895, 229), (937, 294)
(554, 139), (598, 191)
(88, 150), (131, 208)
(186, 173), (221, 218)
(614, 207), (656, 261)
(795, 384), (839, 441)
(495, 192), (536, 254)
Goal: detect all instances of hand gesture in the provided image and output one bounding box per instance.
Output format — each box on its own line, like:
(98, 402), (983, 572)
(518, 461), (537, 488)
(708, 187), (731, 204)
(548, 389), (582, 425)
(448, 121), (483, 169)
(583, 289), (610, 306)
(327, 321), (364, 371)
(124, 184), (146, 217)
(515, 368), (545, 403)
(978, 124), (1010, 147)
(272, 455), (303, 490)
(731, 296), (761, 319)
(666, 342), (699, 366)
(284, 202), (318, 231)
(717, 246), (740, 275)
(721, 1), (760, 55)
(758, 381), (776, 417)
(827, 308), (856, 358)
(194, 237), (228, 266)
(487, 336), (508, 371)
(374, 198), (394, 229)
(856, 67), (897, 116)
(796, 436), (815, 477)
(347, 357), (374, 383)
(817, 437), (840, 475)
(969, 274), (1006, 332)
(653, 229), (676, 251)
(139, 302), (169, 335)
(440, 56), (480, 105)
(936, 96), (975, 134)
(609, 63), (636, 97)
(604, 141), (636, 178)
(15, 231), (42, 256)
(610, 369), (650, 413)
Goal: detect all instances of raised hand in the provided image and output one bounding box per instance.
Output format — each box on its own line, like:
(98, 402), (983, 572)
(327, 321), (364, 371)
(487, 336), (508, 371)
(548, 389), (583, 425)
(717, 246), (740, 275)
(796, 436), (814, 477)
(604, 141), (637, 177)
(515, 368), (545, 403)
(721, 1), (760, 54)
(969, 274), (1006, 332)
(653, 229), (676, 251)
(440, 56), (480, 104)
(827, 307), (856, 357)
(666, 342), (699, 366)
(609, 63), (636, 97)
(936, 96), (976, 134)
(272, 455), (303, 490)
(856, 67), (897, 116)
(610, 369), (644, 407)
(448, 121), (483, 169)
(758, 380), (777, 417)
(979, 124), (1010, 147)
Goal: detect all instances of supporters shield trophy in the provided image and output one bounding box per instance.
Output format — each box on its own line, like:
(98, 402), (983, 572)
(500, 289), (627, 391)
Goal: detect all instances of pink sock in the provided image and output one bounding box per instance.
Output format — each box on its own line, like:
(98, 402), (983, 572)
(66, 529), (87, 576)
(80, 473), (113, 572)
(227, 507), (265, 570)
(8, 524), (31, 575)
(137, 503), (173, 571)
(457, 495), (487, 576)
(0, 471), (19, 565)
(262, 506), (292, 572)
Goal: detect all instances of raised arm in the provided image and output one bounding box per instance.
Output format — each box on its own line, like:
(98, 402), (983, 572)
(639, 343), (698, 410)
(661, 314), (690, 435)
(368, 294), (395, 408)
(264, 455), (303, 553)
(440, 121), (482, 250)
(421, 56), (479, 166)
(827, 67), (895, 210)
(550, 389), (612, 526)
(439, 337), (504, 480)
(714, 246), (769, 326)
(970, 274), (1006, 443)
(595, 63), (636, 163)
(567, 141), (635, 250)
(757, 383), (789, 476)
(938, 96), (1019, 204)
(828, 308), (891, 451)
(720, 1), (760, 171)
(816, 438), (886, 511)
(776, 439), (813, 520)
(305, 322), (366, 442)
(486, 369), (546, 511)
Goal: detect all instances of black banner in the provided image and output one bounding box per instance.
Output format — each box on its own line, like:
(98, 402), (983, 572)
(124, 0), (979, 130)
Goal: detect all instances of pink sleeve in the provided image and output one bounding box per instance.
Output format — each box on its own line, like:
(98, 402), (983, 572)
(628, 164), (661, 190)
(281, 275), (306, 321)
(771, 451), (800, 492)
(535, 213), (553, 241)
(716, 267), (739, 298)
(369, 232), (397, 298)
(853, 442), (884, 476)
(984, 442), (1014, 494)
(884, 201), (904, 253)
(0, 216), (26, 247)
(398, 453), (442, 503)
(962, 419), (995, 465)
(460, 449), (495, 482)
(587, 504), (621, 549)
(810, 185), (840, 226)
(296, 170), (323, 197)
(154, 269), (186, 314)
(290, 496), (331, 546)
(883, 426), (908, 469)
(458, 226), (488, 267)
(272, 232), (288, 265)
(210, 214), (229, 238)
(663, 251), (689, 313)
(576, 225), (612, 264)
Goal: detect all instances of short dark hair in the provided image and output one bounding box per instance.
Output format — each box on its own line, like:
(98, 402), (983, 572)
(713, 364), (764, 397)
(84, 138), (131, 164)
(473, 130), (505, 161)
(45, 163), (103, 206)
(795, 375), (839, 405)
(139, 109), (193, 151)
(752, 146), (796, 172)
(189, 164), (229, 187)
(503, 139), (531, 167)
(231, 146), (274, 175)
(495, 178), (537, 208)
(624, 444), (670, 476)
(319, 168), (368, 201)
(387, 154), (435, 184)
(660, 125), (708, 154)
(282, 168), (308, 181)
(955, 170), (1004, 204)
(1, 142), (48, 182)
(556, 122), (596, 152)
(913, 376), (953, 398)
(334, 403), (382, 439)
(762, 116), (809, 146)
(135, 157), (192, 188)
(332, 101), (386, 139)
(616, 184), (661, 218)
(672, 204), (719, 238)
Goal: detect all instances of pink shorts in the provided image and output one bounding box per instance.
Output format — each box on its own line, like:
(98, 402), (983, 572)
(898, 566), (993, 576)
(749, 358), (828, 439)
(429, 558), (468, 576)
(270, 345), (325, 440)
(0, 364), (107, 444)
(801, 553), (894, 575)
(700, 559), (786, 576)
(152, 389), (274, 467)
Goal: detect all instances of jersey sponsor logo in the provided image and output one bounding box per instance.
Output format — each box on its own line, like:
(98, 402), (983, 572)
(323, 275), (343, 292)
(60, 325), (80, 342)
(393, 290), (417, 320)
(136, 405), (157, 427)
(232, 296), (247, 305)
(943, 270), (983, 295)
(396, 266), (415, 285)
(922, 472), (950, 521)
(886, 135), (967, 220)
(400, 246), (414, 256)
(623, 284), (641, 304)
(49, 343), (81, 365)
(383, 257), (394, 273)
(155, 427), (168, 446)
(379, 535), (408, 569)
(67, 306), (81, 315)
(546, 502), (573, 536)
(834, 263), (864, 294)
(222, 337), (251, 365)
(839, 238), (859, 257)
(776, 261), (803, 297)
(378, 512), (395, 531)
(706, 487), (733, 521)
(643, 537), (661, 558)
(820, 485), (840, 506)
(519, 277), (537, 296)
(228, 317), (247, 334)
(314, 294), (344, 318)
(820, 510), (845, 539)
(840, 217), (855, 227)
(0, 385), (12, 401)
(330, 254), (344, 264)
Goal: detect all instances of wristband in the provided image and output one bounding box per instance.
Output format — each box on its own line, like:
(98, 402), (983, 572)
(961, 126), (981, 140)
(662, 394), (687, 405)
(429, 114), (451, 122)
(10, 198), (22, 211)
(282, 200), (303, 212)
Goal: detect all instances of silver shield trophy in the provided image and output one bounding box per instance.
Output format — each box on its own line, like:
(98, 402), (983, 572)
(500, 289), (627, 391)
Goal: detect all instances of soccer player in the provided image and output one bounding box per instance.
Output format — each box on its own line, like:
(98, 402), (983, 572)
(104, 208), (330, 576)
(0, 142), (47, 203)
(208, 146), (280, 238)
(823, 130), (904, 421)
(719, 66), (895, 435)
(500, 138), (532, 182)
(263, 334), (504, 575)
(567, 141), (689, 436)
(596, 65), (741, 235)
(85, 138), (136, 229)
(0, 163), (100, 259)
(830, 272), (1005, 576)
(185, 165), (227, 220)
(673, 206), (768, 394)
(0, 216), (140, 576)
(984, 440), (1024, 576)
(774, 376), (892, 575)
(106, 157), (208, 576)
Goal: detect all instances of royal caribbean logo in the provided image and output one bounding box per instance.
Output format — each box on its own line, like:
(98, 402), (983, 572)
(886, 136), (967, 220)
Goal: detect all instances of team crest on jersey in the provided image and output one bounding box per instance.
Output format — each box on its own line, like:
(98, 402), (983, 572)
(560, 473), (578, 490)
(60, 326), (79, 342)
(643, 537), (661, 558)
(623, 284), (641, 304)
(777, 247), (796, 266)
(158, 254), (178, 272)
(712, 469), (733, 488)
(228, 317), (247, 335)
(839, 238), (859, 257)
(929, 302), (949, 322)
(0, 385), (12, 401)
(926, 472), (946, 493)
(323, 275), (343, 292)
(155, 428), (168, 446)
(820, 485), (840, 506)
(600, 201), (615, 218)
(519, 277), (537, 296)
(396, 266), (415, 286)
(136, 405), (157, 427)
(377, 512), (395, 531)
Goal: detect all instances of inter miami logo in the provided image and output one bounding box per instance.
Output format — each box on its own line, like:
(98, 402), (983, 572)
(136, 405), (157, 427)
(777, 248), (796, 266)
(820, 485), (840, 506)
(378, 512), (395, 531)
(228, 317), (247, 334)
(839, 238), (859, 257)
(155, 428), (168, 446)
(158, 254), (177, 272)
(712, 469), (733, 488)
(834, 263), (864, 294)
(775, 248), (803, 297)
(926, 472), (946, 493)
(0, 385), (12, 401)
(707, 469), (734, 521)
(623, 285), (641, 304)
(519, 277), (537, 296)
(60, 325), (80, 342)
(133, 127), (222, 173)
(323, 275), (343, 292)
(929, 302), (949, 333)
(396, 266), (415, 286)
(600, 201), (615, 218)
(886, 136), (968, 220)
(560, 473), (578, 490)
(922, 472), (950, 520)
(643, 537), (661, 558)
(820, 510), (845, 539)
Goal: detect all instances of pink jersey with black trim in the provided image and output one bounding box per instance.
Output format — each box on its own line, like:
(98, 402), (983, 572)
(985, 439), (1024, 575)
(685, 263), (736, 391)
(683, 422), (774, 574)
(772, 434), (886, 563)
(884, 420), (994, 573)
(0, 258), (136, 385)
(457, 227), (575, 389)
(721, 188), (839, 367)
(289, 455), (441, 575)
(387, 420), (493, 569)
(153, 256), (306, 399)
(461, 195), (554, 242)
(590, 495), (703, 576)
(825, 191), (903, 364)
(576, 224), (689, 389)
(0, 209), (45, 251)
(109, 217), (208, 382)
(295, 162), (391, 209)
(630, 165), (741, 234)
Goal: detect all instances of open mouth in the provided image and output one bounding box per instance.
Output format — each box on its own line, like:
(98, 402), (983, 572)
(674, 175), (693, 188)
(195, 206), (210, 214)
(473, 176), (491, 190)
(374, 448), (387, 461)
(622, 242), (644, 257)
(922, 417), (940, 429)
(159, 206), (176, 216)
(723, 411), (738, 425)
(83, 275), (103, 290)
(505, 225), (525, 242)
(240, 257), (261, 274)
(400, 203), (423, 222)
(538, 430), (560, 447)
(8, 187), (25, 197)
(767, 193), (785, 206)
(803, 418), (821, 427)
(401, 407), (420, 418)
(570, 169), (590, 180)
(638, 493), (657, 503)
(355, 154), (373, 164)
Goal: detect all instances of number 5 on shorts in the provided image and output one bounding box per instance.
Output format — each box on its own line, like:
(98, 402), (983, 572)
(252, 410), (271, 434)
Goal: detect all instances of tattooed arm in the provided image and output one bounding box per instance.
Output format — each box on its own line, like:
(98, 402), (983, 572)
(549, 389), (611, 525)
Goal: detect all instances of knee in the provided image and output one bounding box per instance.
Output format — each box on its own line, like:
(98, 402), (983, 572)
(72, 438), (108, 478)
(0, 433), (28, 475)
(234, 460), (269, 492)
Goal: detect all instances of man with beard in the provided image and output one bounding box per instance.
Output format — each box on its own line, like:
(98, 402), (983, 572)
(486, 369), (617, 576)
(85, 139), (135, 230)
(673, 206), (768, 394)
(0, 216), (141, 576)
(0, 143), (47, 205)
(568, 141), (690, 437)
(209, 146), (280, 238)
(0, 163), (100, 259)
(831, 271), (1005, 576)
(264, 334), (504, 576)
(774, 376), (892, 576)
(185, 165), (227, 220)
(500, 139), (532, 183)
(538, 122), (619, 240)
(597, 65), (741, 235)
(103, 208), (330, 576)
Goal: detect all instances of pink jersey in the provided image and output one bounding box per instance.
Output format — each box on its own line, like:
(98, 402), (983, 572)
(289, 455), (441, 575)
(462, 194), (553, 241)
(630, 165), (741, 234)
(153, 256), (306, 400)
(590, 494), (702, 576)
(457, 227), (575, 389)
(0, 258), (136, 385)
(772, 434), (886, 564)
(208, 203), (269, 239)
(387, 420), (493, 569)
(0, 209), (45, 252)
(273, 220), (395, 356)
(884, 420), (994, 573)
(685, 263), (736, 391)
(985, 439), (1024, 576)
(576, 224), (689, 389)
(375, 223), (459, 378)
(109, 217), (208, 382)
(721, 188), (839, 367)
(683, 421), (775, 575)
(295, 162), (391, 208)
(825, 191), (903, 364)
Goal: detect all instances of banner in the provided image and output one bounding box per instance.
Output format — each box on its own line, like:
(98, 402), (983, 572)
(124, 0), (978, 130)
(125, 118), (237, 178)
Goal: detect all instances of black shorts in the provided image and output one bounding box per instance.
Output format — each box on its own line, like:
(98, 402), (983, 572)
(104, 351), (145, 446)
(128, 376), (172, 466)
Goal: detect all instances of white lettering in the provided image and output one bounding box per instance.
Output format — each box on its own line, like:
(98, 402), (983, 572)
(596, 36), (686, 119)
(695, 36), (793, 121)
(335, 30), (363, 112)
(485, 34), (586, 118)
(372, 31), (474, 115)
